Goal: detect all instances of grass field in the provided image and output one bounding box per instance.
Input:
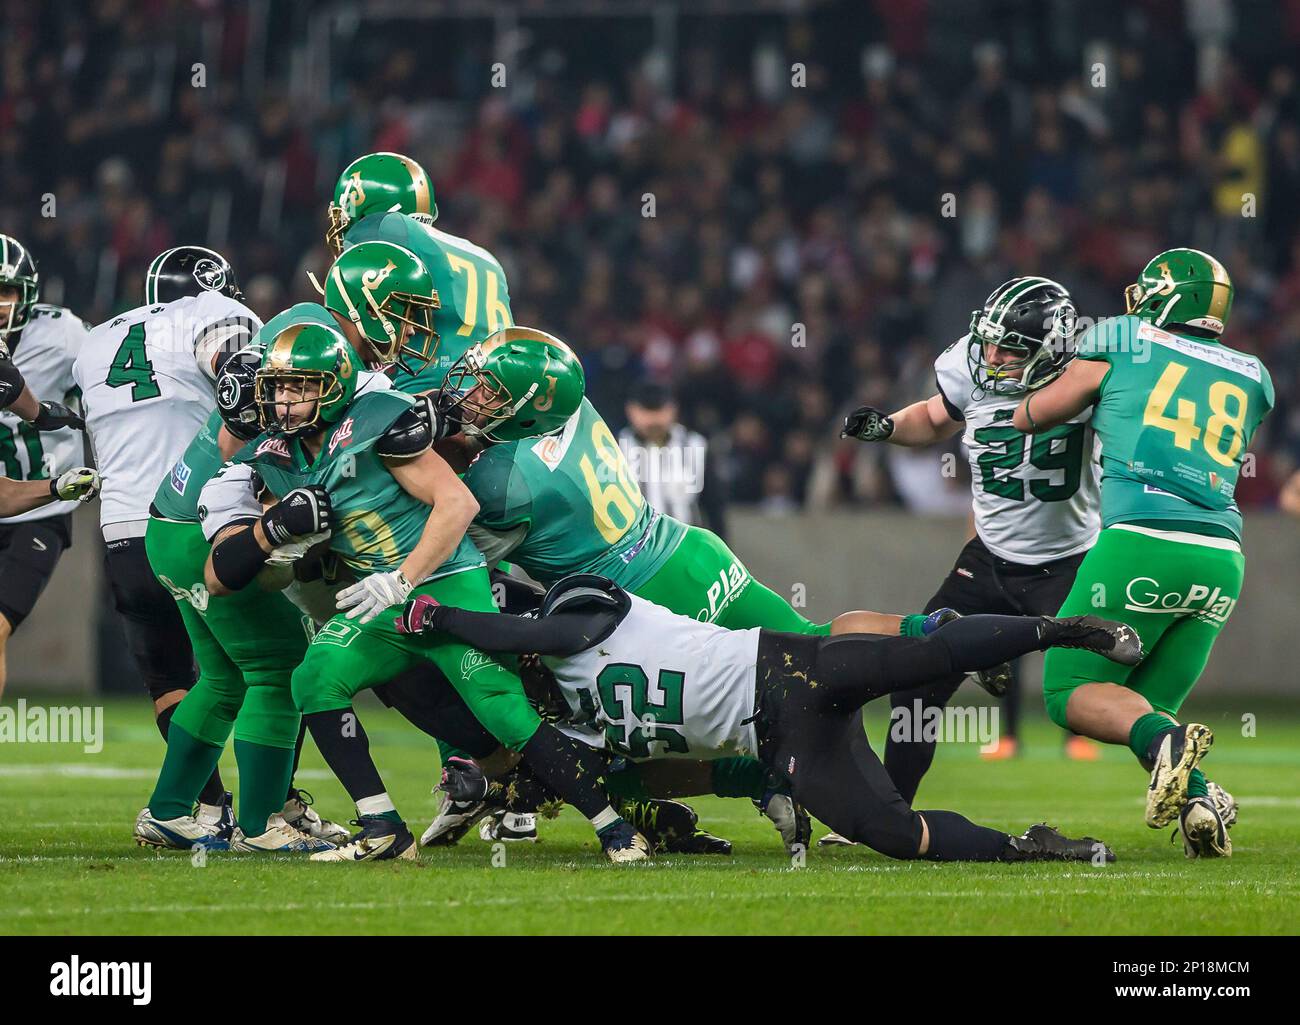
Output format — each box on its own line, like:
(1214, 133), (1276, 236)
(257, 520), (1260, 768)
(2, 695), (1297, 935)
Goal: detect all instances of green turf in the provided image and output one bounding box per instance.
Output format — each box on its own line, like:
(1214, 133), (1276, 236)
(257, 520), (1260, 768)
(2, 696), (1297, 935)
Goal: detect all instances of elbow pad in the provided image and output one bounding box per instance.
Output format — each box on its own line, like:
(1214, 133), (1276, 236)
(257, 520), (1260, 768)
(375, 405), (432, 459)
(210, 526), (271, 592)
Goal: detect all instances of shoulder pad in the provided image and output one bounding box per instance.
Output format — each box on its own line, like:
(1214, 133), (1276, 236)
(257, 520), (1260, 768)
(375, 405), (432, 459)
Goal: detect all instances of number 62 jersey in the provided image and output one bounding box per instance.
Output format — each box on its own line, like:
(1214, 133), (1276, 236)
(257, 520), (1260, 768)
(935, 335), (1100, 565)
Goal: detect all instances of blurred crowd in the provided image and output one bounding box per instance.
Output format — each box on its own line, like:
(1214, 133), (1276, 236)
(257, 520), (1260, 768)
(3, 0), (1299, 511)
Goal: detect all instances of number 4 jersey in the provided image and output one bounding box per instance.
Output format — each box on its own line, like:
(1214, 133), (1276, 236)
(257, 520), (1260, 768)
(935, 336), (1100, 564)
(1074, 314), (1272, 541)
(73, 292), (261, 533)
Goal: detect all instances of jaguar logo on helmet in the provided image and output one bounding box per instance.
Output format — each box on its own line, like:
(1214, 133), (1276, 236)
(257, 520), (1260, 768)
(217, 374), (241, 412)
(194, 258), (226, 292)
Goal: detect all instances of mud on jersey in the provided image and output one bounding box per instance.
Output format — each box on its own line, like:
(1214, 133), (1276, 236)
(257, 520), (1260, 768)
(1074, 315), (1273, 541)
(233, 389), (482, 581)
(464, 398), (686, 588)
(0, 304), (88, 524)
(344, 212), (513, 392)
(546, 593), (762, 760)
(935, 335), (1100, 564)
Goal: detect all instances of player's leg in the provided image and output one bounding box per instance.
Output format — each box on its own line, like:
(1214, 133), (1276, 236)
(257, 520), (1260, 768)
(0, 518), (70, 701)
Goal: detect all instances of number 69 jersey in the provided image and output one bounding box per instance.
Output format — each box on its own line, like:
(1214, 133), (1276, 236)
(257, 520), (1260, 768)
(73, 292), (260, 532)
(935, 336), (1100, 564)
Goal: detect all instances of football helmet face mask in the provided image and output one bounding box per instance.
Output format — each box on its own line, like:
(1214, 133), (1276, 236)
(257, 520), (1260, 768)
(254, 323), (359, 437)
(439, 327), (585, 443)
(1124, 247), (1233, 336)
(0, 234), (40, 342)
(322, 240), (439, 374)
(327, 151), (438, 256)
(967, 276), (1078, 395)
(145, 246), (244, 305)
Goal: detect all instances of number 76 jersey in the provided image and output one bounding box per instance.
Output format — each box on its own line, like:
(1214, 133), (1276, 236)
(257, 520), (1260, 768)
(935, 336), (1100, 565)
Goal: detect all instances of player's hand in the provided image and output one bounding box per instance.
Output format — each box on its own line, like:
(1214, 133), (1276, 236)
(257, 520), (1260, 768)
(259, 486), (332, 545)
(841, 405), (894, 442)
(438, 756), (489, 803)
(50, 466), (102, 503)
(394, 592), (441, 634)
(33, 400), (85, 432)
(336, 569), (412, 623)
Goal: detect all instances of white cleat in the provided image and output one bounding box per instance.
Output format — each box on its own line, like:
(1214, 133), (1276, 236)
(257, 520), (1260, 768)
(816, 831), (858, 848)
(232, 817), (338, 854)
(283, 788), (350, 844)
(1207, 781), (1238, 829)
(479, 810), (538, 843)
(1178, 796), (1231, 859)
(757, 792), (811, 854)
(1146, 723), (1214, 828)
(421, 789), (493, 847)
(310, 815), (418, 863)
(135, 808), (230, 851)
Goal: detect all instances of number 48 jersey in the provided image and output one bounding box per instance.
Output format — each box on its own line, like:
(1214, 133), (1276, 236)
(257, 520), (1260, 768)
(935, 336), (1100, 565)
(73, 292), (260, 531)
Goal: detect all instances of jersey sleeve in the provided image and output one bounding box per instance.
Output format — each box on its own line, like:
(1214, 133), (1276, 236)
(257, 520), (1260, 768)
(933, 337), (972, 420)
(57, 311), (89, 399)
(1073, 316), (1130, 364)
(464, 446), (533, 531)
(198, 462), (264, 542)
(191, 294), (264, 379)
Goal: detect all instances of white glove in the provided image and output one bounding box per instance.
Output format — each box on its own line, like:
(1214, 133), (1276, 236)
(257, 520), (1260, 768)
(51, 467), (102, 503)
(336, 569), (413, 624)
(266, 530), (332, 566)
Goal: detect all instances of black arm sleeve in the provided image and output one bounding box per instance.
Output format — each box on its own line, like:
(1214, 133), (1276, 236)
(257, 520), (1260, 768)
(427, 606), (618, 657)
(210, 525), (272, 592)
(0, 359), (27, 409)
(375, 406), (432, 459)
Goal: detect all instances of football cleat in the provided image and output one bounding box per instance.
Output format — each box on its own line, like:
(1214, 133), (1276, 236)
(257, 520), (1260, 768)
(1043, 616), (1143, 665)
(421, 786), (501, 847)
(816, 831), (857, 847)
(1002, 823), (1114, 863)
(619, 799), (732, 855)
(1145, 723), (1214, 828)
(134, 808), (230, 851)
(1177, 796), (1231, 859)
(599, 820), (652, 863)
(926, 609), (1011, 697)
(232, 818), (338, 854)
(757, 790), (811, 854)
(283, 788), (351, 844)
(478, 810), (539, 843)
(1207, 780), (1237, 829)
(195, 790), (236, 843)
(309, 815), (418, 863)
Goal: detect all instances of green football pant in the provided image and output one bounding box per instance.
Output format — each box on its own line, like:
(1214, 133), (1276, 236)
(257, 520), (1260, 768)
(1042, 526), (1245, 729)
(634, 524), (830, 635)
(291, 566), (541, 752)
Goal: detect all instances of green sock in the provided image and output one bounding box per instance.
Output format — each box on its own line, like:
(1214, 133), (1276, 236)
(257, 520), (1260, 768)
(604, 762), (650, 802)
(373, 809), (403, 824)
(149, 722), (224, 821)
(233, 738), (295, 837)
(900, 614), (928, 638)
(1127, 712), (1174, 767)
(1188, 768), (1209, 799)
(711, 756), (770, 801)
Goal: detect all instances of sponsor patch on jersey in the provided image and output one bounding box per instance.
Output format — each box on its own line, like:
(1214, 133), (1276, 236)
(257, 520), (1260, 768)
(1123, 575), (1238, 625)
(699, 559), (753, 622)
(169, 459), (191, 496)
(529, 407), (581, 470)
(312, 619), (361, 648)
(1138, 323), (1263, 381)
(460, 649), (497, 678)
(328, 417), (354, 456)
(255, 436), (291, 459)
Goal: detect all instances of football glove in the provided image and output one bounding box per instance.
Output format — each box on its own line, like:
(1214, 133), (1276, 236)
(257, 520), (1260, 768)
(841, 405), (894, 442)
(415, 392), (462, 443)
(336, 568), (412, 623)
(50, 466), (102, 503)
(439, 756), (489, 803)
(259, 486), (332, 546)
(394, 592), (441, 635)
(32, 400), (85, 432)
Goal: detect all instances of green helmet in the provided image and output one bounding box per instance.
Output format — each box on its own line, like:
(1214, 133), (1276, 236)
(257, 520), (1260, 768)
(323, 240), (439, 373)
(327, 151), (437, 256)
(1124, 248), (1233, 336)
(0, 234), (40, 342)
(255, 321), (359, 436)
(440, 327), (585, 443)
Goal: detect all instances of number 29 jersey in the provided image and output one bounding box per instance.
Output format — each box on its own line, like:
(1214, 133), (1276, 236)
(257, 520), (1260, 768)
(935, 336), (1100, 565)
(73, 292), (261, 531)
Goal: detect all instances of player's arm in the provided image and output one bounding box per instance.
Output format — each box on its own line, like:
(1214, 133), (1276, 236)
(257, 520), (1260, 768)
(842, 393), (962, 447)
(1012, 359), (1107, 433)
(0, 359), (84, 430)
(205, 484), (333, 595)
(395, 595), (612, 657)
(0, 467), (100, 517)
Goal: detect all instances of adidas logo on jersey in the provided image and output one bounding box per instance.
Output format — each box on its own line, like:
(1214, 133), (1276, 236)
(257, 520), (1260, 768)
(1123, 577), (1238, 625)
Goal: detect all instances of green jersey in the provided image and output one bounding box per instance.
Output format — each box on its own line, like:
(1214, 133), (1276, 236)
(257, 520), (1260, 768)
(153, 410), (225, 522)
(464, 398), (686, 589)
(1075, 314), (1273, 540)
(344, 212), (513, 392)
(257, 301), (340, 341)
(234, 390), (483, 581)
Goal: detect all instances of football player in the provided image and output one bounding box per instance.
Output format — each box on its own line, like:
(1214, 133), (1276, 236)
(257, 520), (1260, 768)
(841, 276), (1100, 816)
(395, 573), (1142, 863)
(1012, 248), (1270, 858)
(0, 234), (97, 697)
(205, 322), (651, 863)
(74, 245), (259, 835)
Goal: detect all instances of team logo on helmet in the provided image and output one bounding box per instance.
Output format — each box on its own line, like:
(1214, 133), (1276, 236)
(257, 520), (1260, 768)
(217, 373), (242, 412)
(193, 258), (226, 292)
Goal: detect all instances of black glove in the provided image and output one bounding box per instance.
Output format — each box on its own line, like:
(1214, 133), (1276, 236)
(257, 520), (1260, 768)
(259, 486), (332, 545)
(841, 405), (894, 442)
(33, 400), (85, 432)
(418, 391), (462, 443)
(438, 756), (489, 803)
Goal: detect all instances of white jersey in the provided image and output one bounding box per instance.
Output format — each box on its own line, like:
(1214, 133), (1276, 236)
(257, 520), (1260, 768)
(73, 292), (260, 533)
(935, 335), (1099, 564)
(0, 304), (88, 523)
(545, 593), (761, 760)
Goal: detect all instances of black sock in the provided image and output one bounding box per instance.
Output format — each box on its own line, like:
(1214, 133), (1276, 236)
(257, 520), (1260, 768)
(303, 708), (386, 804)
(287, 720), (308, 800)
(519, 724), (612, 820)
(156, 702), (225, 807)
(919, 809), (1012, 862)
(929, 614), (1049, 672)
